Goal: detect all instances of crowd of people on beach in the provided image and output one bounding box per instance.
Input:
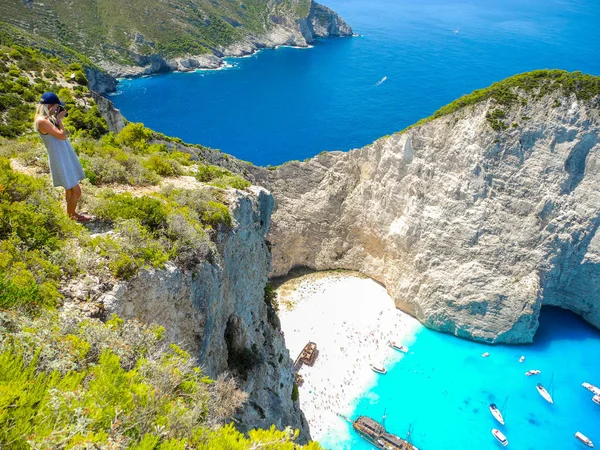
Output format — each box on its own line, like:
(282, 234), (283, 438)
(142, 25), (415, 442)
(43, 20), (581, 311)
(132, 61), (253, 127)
(278, 273), (419, 441)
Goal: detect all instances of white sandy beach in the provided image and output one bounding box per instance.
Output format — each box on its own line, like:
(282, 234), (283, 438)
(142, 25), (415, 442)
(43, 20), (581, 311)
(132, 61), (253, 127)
(276, 271), (422, 443)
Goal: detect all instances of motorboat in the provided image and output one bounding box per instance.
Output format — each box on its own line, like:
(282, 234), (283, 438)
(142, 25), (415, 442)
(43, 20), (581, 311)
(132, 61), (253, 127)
(519, 356), (525, 363)
(492, 428), (508, 447)
(582, 382), (600, 396)
(489, 404), (505, 425)
(388, 341), (409, 353)
(536, 383), (554, 404)
(593, 395), (600, 406)
(525, 370), (541, 376)
(575, 432), (595, 448)
(482, 352), (490, 358)
(371, 365), (387, 375)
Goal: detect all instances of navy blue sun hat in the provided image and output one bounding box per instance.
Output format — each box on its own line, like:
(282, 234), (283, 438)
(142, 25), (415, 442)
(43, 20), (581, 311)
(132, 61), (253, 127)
(40, 92), (65, 106)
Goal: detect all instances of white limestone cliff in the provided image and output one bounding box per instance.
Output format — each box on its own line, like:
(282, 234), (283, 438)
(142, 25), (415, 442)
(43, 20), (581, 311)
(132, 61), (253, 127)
(251, 89), (600, 344)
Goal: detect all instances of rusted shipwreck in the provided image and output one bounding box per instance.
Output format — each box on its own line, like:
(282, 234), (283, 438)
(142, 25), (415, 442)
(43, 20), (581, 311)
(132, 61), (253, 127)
(293, 341), (318, 371)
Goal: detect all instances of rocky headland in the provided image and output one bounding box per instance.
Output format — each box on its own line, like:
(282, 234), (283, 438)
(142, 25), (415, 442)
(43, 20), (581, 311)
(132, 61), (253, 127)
(1, 0), (352, 84)
(248, 73), (600, 344)
(99, 1), (353, 79)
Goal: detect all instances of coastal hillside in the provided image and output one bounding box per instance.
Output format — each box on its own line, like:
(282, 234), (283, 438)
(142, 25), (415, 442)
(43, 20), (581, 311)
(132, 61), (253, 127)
(0, 0), (352, 78)
(251, 70), (600, 344)
(0, 43), (317, 447)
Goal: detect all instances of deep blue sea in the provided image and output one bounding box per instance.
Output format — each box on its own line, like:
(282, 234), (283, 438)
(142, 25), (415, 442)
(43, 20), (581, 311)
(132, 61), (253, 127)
(320, 307), (600, 450)
(107, 2), (600, 448)
(108, 0), (600, 166)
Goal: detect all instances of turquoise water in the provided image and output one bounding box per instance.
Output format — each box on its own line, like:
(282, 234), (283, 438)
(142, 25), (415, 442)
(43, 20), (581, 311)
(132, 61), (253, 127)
(108, 0), (600, 166)
(320, 307), (600, 450)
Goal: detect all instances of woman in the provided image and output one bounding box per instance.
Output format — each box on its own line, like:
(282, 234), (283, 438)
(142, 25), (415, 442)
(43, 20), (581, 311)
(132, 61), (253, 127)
(34, 92), (90, 222)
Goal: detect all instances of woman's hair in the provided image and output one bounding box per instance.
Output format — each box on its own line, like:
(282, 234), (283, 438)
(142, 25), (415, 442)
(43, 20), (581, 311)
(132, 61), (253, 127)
(33, 103), (55, 131)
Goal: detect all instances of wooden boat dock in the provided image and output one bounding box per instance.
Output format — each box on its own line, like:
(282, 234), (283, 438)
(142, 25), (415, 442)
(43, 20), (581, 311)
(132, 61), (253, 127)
(294, 341), (318, 371)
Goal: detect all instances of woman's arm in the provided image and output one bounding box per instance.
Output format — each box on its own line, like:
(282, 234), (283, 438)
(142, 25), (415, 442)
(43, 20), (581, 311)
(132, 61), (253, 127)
(37, 115), (68, 140)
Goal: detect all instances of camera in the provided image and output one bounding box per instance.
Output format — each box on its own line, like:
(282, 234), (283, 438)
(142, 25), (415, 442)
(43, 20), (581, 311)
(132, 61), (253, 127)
(56, 105), (68, 118)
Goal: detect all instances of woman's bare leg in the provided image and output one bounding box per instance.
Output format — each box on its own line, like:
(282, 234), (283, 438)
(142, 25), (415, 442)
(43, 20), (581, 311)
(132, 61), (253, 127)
(66, 184), (81, 218)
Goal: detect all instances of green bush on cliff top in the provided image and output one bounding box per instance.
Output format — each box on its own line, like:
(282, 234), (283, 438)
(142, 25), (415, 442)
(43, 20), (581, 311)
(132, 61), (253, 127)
(399, 69), (600, 134)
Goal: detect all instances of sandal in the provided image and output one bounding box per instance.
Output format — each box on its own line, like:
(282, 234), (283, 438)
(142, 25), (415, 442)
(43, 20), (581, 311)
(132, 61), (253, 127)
(71, 213), (92, 223)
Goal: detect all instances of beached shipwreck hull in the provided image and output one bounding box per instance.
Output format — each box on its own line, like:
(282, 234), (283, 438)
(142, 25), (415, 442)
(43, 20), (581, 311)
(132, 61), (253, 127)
(250, 81), (600, 344)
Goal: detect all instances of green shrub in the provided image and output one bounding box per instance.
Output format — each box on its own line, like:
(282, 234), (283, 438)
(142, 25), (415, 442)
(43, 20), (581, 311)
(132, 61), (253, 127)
(209, 174), (251, 190)
(0, 158), (78, 249)
(115, 122), (153, 152)
(486, 109), (509, 131)
(291, 383), (299, 402)
(201, 201), (232, 229)
(8, 48), (22, 59)
(72, 69), (88, 85)
(0, 274), (56, 311)
(398, 69), (600, 134)
(94, 193), (167, 231)
(170, 150), (192, 166)
(0, 310), (319, 449)
(0, 159), (80, 310)
(195, 163), (230, 182)
(0, 94), (21, 112)
(143, 154), (182, 177)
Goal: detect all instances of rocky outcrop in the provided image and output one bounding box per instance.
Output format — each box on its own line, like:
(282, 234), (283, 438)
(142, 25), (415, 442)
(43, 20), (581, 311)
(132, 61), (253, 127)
(91, 92), (125, 134)
(308, 3), (354, 38)
(85, 67), (117, 94)
(251, 89), (600, 344)
(93, 187), (310, 441)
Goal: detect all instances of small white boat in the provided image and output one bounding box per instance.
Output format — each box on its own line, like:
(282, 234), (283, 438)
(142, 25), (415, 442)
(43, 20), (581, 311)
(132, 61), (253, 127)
(371, 364), (387, 374)
(582, 382), (600, 396)
(593, 395), (600, 406)
(388, 341), (409, 353)
(519, 356), (525, 363)
(492, 428), (508, 447)
(482, 352), (490, 358)
(489, 404), (505, 425)
(536, 383), (554, 404)
(526, 370), (541, 376)
(575, 431), (595, 448)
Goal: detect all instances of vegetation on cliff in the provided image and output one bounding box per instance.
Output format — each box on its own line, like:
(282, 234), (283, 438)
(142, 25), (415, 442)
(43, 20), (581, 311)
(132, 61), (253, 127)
(399, 69), (600, 134)
(0, 310), (321, 448)
(0, 0), (313, 65)
(0, 41), (317, 448)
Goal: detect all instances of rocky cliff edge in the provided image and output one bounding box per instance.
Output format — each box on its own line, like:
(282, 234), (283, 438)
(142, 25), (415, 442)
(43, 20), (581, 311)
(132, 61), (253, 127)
(77, 186), (310, 441)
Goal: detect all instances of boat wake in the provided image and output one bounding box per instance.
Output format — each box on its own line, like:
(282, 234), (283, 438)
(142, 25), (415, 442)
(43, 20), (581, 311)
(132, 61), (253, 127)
(375, 76), (387, 86)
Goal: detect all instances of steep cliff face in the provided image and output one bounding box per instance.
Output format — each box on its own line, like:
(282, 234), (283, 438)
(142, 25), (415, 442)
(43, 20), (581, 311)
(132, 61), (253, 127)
(308, 3), (354, 38)
(90, 92), (125, 134)
(95, 187), (310, 441)
(251, 83), (600, 344)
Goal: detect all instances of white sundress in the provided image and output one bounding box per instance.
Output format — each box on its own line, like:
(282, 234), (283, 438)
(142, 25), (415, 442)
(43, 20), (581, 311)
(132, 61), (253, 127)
(38, 129), (86, 189)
